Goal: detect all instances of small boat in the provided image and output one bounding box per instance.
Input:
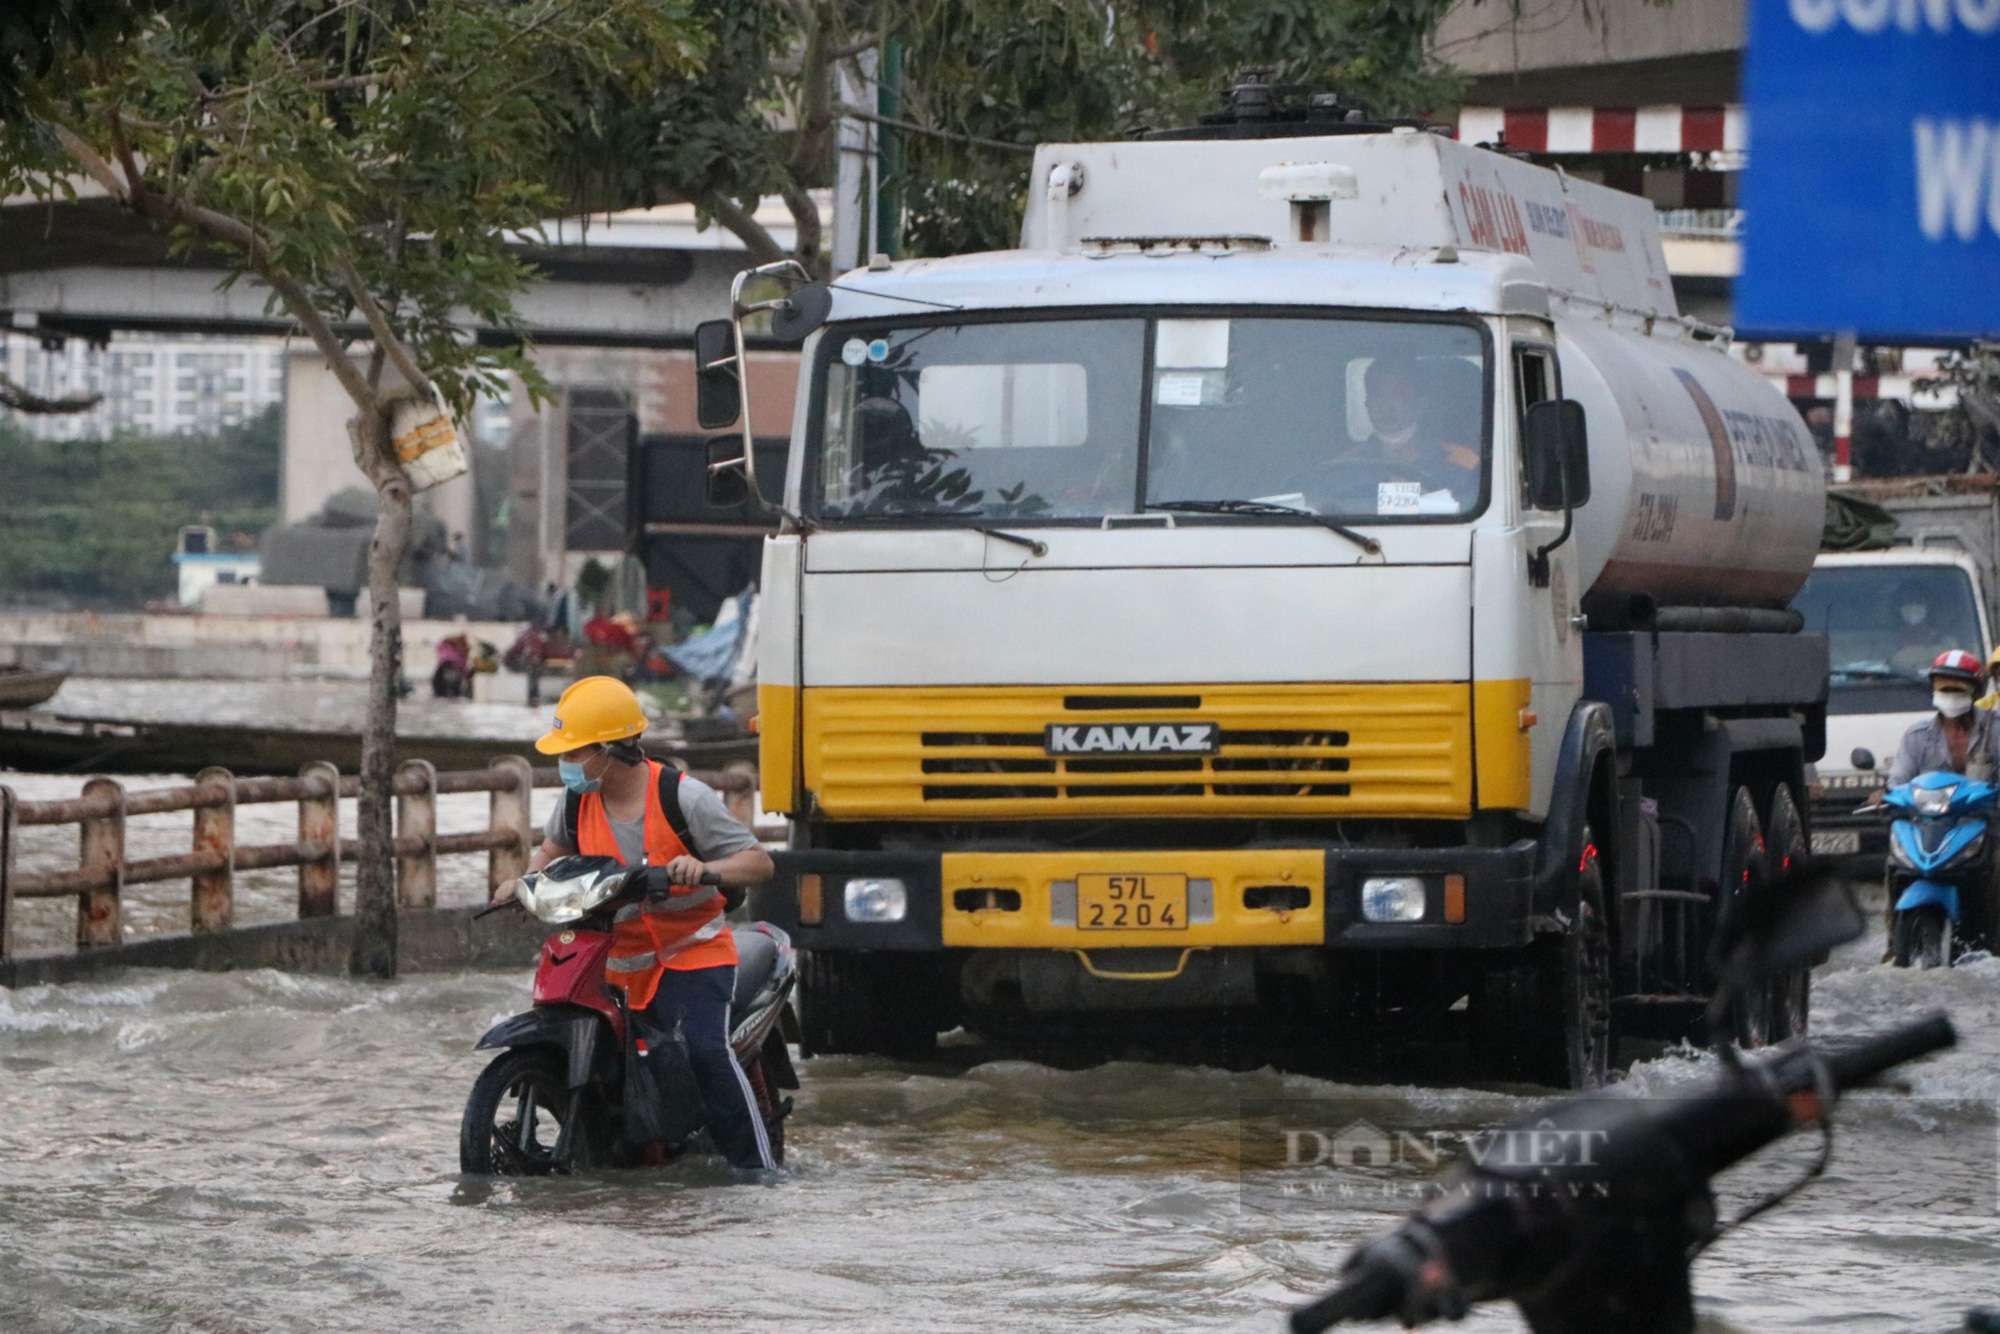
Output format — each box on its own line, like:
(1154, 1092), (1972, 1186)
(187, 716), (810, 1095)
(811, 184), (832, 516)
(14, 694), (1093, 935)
(0, 669), (65, 711)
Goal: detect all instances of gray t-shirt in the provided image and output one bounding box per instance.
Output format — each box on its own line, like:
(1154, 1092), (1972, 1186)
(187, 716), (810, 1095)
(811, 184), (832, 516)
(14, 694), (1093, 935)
(543, 772), (758, 865)
(1889, 710), (2000, 786)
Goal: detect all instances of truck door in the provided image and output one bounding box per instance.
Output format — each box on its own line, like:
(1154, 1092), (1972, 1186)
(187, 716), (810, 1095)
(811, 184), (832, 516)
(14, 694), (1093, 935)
(1512, 338), (1583, 814)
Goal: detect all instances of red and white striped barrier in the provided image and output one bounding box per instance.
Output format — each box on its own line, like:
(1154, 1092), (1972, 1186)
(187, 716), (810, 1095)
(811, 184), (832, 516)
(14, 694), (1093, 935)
(1455, 105), (1747, 156)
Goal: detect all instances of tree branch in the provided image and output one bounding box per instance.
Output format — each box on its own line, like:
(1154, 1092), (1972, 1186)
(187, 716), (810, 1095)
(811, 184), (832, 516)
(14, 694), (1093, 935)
(836, 103), (1034, 153)
(49, 121), (377, 414)
(704, 193), (787, 266)
(778, 179), (823, 273)
(334, 253), (432, 400)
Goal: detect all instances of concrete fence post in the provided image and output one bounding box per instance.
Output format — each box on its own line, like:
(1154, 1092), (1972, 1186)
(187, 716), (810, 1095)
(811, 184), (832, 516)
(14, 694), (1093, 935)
(192, 766), (235, 933)
(77, 777), (125, 951)
(396, 759), (438, 909)
(0, 785), (15, 963)
(298, 761), (341, 919)
(487, 755), (535, 894)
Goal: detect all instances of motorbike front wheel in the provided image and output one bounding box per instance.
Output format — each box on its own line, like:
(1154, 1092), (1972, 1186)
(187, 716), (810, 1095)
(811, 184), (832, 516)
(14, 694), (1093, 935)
(1891, 906), (1954, 970)
(460, 1046), (604, 1175)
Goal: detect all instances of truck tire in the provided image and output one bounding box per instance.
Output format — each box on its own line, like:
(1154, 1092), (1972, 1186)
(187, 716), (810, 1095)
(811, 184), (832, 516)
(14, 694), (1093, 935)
(1473, 830), (1612, 1089)
(796, 951), (938, 1059)
(1721, 787), (1774, 1048)
(1763, 783), (1811, 1041)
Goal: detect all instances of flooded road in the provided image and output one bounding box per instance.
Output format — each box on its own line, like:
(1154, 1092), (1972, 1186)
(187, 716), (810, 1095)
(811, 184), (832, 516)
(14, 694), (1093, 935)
(1, 945), (1996, 1333)
(5, 691), (1999, 1332)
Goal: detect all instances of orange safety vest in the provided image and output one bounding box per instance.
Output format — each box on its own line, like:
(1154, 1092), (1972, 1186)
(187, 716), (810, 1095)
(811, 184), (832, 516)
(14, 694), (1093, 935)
(577, 761), (736, 1010)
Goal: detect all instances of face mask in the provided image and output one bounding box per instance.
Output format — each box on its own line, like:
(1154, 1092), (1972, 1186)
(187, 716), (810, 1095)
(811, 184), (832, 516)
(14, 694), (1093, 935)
(1902, 603), (1928, 626)
(559, 756), (602, 793)
(1935, 690), (1974, 719)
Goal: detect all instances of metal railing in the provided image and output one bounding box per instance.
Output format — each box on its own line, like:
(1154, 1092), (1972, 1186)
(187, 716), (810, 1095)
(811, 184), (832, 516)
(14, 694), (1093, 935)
(0, 759), (756, 962)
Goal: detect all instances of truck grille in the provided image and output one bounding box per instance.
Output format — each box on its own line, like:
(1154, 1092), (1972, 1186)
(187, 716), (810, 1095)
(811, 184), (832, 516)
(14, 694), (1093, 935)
(802, 684), (1471, 818)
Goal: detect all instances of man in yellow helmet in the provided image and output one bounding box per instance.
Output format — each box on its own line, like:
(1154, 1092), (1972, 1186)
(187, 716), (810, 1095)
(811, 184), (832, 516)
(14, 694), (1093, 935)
(492, 675), (777, 1169)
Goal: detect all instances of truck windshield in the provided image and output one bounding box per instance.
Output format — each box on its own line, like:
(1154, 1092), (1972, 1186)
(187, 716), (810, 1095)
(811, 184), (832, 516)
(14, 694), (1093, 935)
(810, 314), (1487, 523)
(1791, 563), (1986, 715)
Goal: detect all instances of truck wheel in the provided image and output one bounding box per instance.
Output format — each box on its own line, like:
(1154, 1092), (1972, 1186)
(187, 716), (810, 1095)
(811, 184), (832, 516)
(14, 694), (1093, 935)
(1721, 786), (1774, 1048)
(1892, 907), (1953, 970)
(1474, 831), (1612, 1089)
(797, 951), (938, 1059)
(1763, 784), (1811, 1041)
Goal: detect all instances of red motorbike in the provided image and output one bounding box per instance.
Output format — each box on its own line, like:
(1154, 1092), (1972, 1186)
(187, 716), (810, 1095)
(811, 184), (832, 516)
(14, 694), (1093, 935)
(459, 856), (798, 1173)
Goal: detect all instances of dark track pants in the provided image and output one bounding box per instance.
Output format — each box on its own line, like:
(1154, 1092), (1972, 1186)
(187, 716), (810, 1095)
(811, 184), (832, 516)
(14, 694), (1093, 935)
(644, 964), (774, 1169)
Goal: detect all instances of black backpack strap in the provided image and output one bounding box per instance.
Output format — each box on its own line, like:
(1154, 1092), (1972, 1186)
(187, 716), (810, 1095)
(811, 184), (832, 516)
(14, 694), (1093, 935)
(562, 785), (582, 850)
(656, 763), (708, 862)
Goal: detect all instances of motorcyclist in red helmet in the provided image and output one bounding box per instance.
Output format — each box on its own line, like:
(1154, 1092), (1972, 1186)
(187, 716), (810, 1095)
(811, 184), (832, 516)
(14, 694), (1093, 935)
(1885, 649), (2000, 788)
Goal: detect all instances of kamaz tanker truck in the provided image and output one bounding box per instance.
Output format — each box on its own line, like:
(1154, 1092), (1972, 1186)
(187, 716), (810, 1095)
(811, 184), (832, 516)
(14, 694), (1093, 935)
(696, 88), (1828, 1087)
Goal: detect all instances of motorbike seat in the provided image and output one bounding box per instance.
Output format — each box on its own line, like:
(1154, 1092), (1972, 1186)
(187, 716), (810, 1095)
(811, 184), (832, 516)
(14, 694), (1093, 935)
(731, 927), (780, 1011)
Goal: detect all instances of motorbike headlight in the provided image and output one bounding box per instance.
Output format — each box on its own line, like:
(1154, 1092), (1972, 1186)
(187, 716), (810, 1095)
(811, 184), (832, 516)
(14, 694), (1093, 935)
(517, 872), (599, 924)
(1915, 785), (1957, 816)
(1888, 835), (1917, 870)
(844, 878), (908, 923)
(1946, 827), (1987, 867)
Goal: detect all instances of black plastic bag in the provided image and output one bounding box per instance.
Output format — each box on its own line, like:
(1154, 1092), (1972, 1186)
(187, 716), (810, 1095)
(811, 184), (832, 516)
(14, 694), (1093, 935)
(623, 1011), (706, 1146)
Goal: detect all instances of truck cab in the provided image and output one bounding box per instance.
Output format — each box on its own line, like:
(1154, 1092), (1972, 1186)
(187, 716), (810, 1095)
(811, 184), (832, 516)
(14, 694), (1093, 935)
(1797, 548), (1993, 854)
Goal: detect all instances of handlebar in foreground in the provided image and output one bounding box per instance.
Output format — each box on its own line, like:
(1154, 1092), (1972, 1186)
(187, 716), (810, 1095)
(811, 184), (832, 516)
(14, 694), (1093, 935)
(1290, 1014), (1956, 1334)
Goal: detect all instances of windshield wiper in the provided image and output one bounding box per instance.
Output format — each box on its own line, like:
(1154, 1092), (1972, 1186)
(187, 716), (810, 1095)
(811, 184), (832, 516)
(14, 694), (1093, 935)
(971, 525), (1048, 556)
(1830, 666), (1923, 683)
(1145, 499), (1381, 556)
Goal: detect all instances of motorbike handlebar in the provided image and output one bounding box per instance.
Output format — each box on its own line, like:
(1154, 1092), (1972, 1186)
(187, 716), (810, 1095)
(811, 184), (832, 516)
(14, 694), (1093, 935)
(1289, 1013), (1956, 1334)
(641, 866), (727, 897)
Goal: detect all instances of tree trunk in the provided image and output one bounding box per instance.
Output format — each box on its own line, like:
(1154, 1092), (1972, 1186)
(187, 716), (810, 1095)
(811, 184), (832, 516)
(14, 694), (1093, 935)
(350, 404), (412, 978)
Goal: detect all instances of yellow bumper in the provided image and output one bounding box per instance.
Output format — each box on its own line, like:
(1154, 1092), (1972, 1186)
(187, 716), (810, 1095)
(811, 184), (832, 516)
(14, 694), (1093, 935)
(938, 849), (1324, 949)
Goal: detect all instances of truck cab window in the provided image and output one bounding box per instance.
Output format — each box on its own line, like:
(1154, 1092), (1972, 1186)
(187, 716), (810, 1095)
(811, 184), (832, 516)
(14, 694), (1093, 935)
(1792, 563), (1985, 713)
(817, 319), (1145, 520)
(810, 314), (1488, 525)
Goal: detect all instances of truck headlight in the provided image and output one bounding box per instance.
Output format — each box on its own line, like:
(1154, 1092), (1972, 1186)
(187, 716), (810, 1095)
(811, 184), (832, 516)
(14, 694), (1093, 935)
(1361, 876), (1427, 923)
(844, 878), (908, 923)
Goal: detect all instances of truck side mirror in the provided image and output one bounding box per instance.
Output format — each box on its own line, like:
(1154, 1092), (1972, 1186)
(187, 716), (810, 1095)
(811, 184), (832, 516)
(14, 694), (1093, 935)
(694, 318), (741, 431)
(705, 434), (750, 510)
(1524, 399), (1590, 511)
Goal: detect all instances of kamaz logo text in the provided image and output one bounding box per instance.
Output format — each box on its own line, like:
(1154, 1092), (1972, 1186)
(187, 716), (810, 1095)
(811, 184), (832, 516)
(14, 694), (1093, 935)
(1044, 723), (1218, 755)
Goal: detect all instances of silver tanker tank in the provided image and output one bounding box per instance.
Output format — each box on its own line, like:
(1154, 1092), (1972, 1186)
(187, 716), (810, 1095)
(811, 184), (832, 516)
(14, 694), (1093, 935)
(1559, 317), (1824, 612)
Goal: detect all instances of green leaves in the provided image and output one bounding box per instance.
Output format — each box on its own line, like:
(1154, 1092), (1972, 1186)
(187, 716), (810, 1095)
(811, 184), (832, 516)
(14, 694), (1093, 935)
(2, 0), (707, 420)
(0, 407), (281, 605)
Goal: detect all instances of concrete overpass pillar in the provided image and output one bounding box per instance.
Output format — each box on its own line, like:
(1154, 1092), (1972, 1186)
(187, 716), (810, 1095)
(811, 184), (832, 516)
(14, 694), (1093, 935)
(283, 347), (475, 541)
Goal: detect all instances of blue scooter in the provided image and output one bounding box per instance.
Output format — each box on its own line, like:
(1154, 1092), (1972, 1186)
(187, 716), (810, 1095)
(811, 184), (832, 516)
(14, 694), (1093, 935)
(1878, 769), (2000, 968)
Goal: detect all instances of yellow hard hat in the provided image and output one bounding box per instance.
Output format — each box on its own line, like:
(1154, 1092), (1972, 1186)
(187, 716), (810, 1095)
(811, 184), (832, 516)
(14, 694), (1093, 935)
(535, 676), (647, 754)
(1988, 644), (2000, 671)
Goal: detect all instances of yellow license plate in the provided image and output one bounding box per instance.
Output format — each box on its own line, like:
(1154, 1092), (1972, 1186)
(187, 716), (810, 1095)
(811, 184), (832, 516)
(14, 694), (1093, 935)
(1076, 874), (1188, 931)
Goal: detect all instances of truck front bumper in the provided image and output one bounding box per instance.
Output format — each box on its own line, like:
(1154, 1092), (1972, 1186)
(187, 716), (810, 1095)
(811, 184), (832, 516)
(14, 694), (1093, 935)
(752, 841), (1541, 953)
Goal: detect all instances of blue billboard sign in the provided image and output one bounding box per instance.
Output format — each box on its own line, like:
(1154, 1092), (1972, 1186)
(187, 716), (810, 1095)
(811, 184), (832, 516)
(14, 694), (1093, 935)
(1737, 0), (2000, 339)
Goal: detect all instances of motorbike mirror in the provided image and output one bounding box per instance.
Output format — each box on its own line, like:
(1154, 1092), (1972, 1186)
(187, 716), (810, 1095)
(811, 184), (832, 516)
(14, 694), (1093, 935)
(1851, 747), (1876, 771)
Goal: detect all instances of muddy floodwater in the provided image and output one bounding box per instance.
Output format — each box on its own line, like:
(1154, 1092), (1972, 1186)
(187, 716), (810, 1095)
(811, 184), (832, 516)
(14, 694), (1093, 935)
(2, 938), (1996, 1331)
(4, 706), (1999, 1331)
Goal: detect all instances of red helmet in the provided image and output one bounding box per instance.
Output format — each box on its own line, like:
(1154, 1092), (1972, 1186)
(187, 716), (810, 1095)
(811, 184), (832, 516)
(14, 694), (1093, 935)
(1930, 649), (1985, 685)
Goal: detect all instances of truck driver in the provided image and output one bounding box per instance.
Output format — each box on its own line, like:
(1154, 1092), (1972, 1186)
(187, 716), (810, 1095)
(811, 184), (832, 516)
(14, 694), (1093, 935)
(1328, 354), (1482, 511)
